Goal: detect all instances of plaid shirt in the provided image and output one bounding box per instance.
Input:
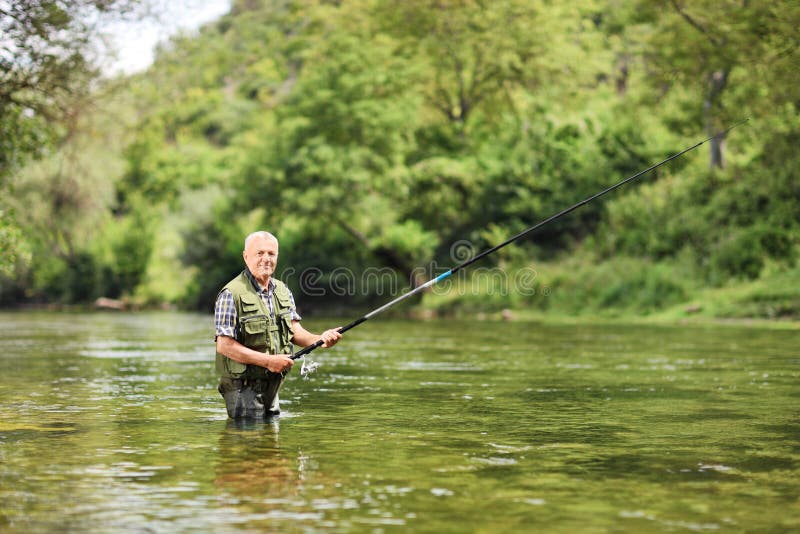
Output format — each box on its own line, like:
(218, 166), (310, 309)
(214, 269), (302, 339)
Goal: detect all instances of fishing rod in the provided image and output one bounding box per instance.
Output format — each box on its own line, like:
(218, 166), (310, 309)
(291, 119), (749, 360)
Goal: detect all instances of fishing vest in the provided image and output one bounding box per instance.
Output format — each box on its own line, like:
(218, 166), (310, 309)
(215, 271), (295, 379)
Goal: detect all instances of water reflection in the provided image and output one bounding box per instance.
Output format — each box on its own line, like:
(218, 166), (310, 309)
(212, 418), (345, 525)
(214, 419), (305, 501)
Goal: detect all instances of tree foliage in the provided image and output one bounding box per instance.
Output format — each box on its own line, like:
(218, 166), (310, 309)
(0, 0), (144, 291)
(2, 0), (798, 318)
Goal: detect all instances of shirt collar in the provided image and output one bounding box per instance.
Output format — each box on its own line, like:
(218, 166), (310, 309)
(244, 268), (274, 294)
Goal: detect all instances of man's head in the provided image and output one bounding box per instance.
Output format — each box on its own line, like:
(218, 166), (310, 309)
(243, 231), (279, 286)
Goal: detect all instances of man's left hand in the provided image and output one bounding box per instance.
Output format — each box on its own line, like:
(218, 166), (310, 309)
(320, 328), (342, 348)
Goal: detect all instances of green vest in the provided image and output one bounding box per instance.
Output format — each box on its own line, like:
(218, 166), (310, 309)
(215, 271), (295, 379)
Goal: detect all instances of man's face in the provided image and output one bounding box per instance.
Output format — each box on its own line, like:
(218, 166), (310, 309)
(243, 235), (279, 284)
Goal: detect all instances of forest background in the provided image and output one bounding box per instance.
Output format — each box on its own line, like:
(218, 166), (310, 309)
(1, 0), (798, 322)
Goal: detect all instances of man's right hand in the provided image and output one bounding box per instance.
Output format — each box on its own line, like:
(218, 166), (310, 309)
(265, 354), (294, 373)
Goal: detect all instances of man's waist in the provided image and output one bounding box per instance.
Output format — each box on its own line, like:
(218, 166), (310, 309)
(224, 366), (286, 382)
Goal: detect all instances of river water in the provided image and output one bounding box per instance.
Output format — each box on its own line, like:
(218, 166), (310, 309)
(0, 311), (798, 532)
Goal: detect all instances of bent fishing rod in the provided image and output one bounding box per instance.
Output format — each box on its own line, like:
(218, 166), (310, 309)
(291, 119), (749, 360)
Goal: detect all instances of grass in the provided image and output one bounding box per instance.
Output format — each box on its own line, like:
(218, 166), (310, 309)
(417, 256), (800, 330)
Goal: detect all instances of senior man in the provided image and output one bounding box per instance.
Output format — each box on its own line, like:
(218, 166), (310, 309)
(214, 231), (341, 419)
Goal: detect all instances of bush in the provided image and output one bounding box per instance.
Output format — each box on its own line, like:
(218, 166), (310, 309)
(709, 225), (795, 283)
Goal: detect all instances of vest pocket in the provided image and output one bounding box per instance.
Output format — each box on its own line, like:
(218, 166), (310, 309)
(241, 314), (268, 350)
(240, 294), (260, 313)
(224, 357), (247, 376)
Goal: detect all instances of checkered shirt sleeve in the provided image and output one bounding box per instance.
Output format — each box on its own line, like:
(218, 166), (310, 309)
(214, 289), (237, 339)
(287, 289), (302, 322)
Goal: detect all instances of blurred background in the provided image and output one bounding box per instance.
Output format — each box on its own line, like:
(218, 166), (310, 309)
(1, 0), (798, 321)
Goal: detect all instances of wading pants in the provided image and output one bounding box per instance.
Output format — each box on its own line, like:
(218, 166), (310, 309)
(218, 373), (285, 419)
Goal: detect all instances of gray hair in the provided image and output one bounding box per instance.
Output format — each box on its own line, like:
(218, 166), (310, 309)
(244, 231), (279, 250)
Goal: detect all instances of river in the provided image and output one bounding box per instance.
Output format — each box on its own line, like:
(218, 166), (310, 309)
(0, 311), (798, 532)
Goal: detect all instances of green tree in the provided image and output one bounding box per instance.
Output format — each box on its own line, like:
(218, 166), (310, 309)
(628, 1), (800, 169)
(234, 6), (432, 283)
(588, 0), (800, 285)
(0, 0), (143, 293)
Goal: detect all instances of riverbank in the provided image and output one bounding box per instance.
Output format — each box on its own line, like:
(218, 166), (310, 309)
(414, 260), (800, 330)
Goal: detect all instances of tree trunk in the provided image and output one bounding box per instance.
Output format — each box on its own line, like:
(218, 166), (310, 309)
(705, 69), (729, 169)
